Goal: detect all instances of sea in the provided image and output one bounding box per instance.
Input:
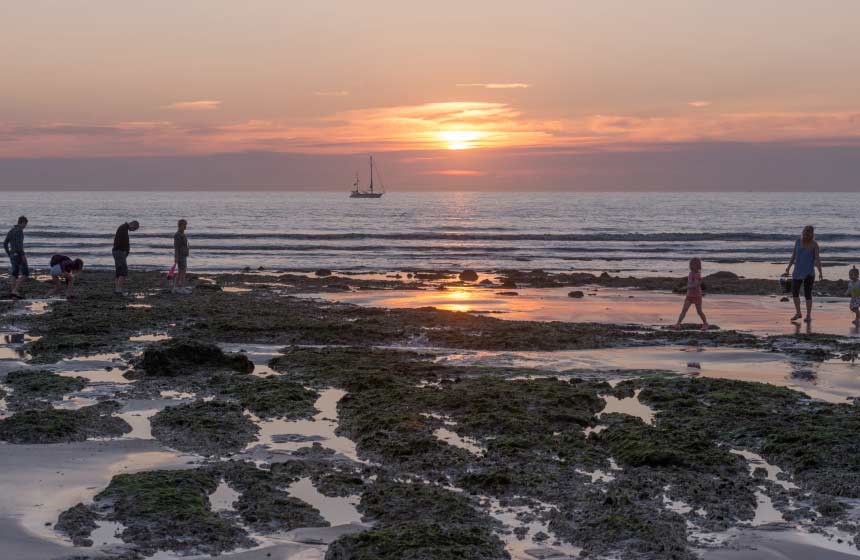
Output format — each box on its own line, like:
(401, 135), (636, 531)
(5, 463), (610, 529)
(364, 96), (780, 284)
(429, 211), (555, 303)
(2, 191), (858, 279)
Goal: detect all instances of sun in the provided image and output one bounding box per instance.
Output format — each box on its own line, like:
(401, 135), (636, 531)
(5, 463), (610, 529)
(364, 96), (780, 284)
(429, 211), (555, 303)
(438, 130), (483, 150)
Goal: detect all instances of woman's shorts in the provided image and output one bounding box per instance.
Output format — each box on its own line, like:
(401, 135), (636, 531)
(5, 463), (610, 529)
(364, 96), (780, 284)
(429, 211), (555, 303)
(685, 294), (702, 306)
(791, 274), (815, 300)
(851, 297), (860, 311)
(50, 264), (62, 277)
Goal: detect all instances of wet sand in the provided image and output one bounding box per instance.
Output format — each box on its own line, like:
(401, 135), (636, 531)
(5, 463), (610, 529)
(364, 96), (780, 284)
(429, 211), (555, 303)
(0, 439), (187, 560)
(4, 274), (860, 559)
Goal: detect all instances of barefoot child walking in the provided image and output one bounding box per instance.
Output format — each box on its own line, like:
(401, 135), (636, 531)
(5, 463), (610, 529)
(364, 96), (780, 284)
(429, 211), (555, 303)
(674, 258), (709, 331)
(846, 266), (860, 326)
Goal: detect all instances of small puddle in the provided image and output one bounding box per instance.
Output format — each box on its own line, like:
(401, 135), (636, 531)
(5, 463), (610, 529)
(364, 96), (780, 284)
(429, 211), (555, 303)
(209, 479), (241, 513)
(482, 496), (582, 560)
(433, 427), (486, 456)
(89, 519), (126, 546)
(117, 406), (160, 440)
(598, 389), (656, 425)
(731, 449), (799, 490)
(159, 390), (196, 400)
(286, 477), (362, 526)
(129, 333), (171, 342)
(750, 489), (785, 526)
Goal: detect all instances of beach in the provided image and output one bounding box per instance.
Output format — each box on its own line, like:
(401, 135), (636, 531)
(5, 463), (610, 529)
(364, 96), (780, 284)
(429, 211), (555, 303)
(0, 266), (859, 560)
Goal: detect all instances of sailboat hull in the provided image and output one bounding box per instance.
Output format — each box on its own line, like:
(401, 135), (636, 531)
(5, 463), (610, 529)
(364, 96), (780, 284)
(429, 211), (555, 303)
(350, 191), (384, 198)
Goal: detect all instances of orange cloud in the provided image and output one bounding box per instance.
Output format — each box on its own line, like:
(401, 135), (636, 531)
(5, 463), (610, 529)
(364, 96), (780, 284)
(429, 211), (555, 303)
(2, 103), (860, 158)
(164, 100), (221, 111)
(315, 90), (350, 97)
(688, 101), (711, 108)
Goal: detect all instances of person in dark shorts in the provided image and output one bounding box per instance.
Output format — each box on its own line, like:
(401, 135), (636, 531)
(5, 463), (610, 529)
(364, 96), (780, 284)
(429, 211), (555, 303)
(173, 219), (189, 292)
(3, 216), (29, 298)
(784, 225), (823, 324)
(49, 255), (84, 299)
(112, 220), (139, 295)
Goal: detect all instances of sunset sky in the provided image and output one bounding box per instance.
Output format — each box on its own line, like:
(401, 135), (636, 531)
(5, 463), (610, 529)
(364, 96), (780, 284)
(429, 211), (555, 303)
(2, 1), (859, 190)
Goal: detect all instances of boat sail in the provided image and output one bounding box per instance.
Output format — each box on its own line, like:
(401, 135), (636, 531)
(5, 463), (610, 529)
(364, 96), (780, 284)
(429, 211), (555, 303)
(350, 156), (385, 198)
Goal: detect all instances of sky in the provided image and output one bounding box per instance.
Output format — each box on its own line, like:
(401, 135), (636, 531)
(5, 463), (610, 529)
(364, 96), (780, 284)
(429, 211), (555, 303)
(1, 0), (859, 190)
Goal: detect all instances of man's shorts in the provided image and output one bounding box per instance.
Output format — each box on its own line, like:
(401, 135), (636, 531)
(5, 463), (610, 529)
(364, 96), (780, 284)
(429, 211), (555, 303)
(9, 253), (29, 278)
(176, 255), (188, 272)
(112, 250), (129, 278)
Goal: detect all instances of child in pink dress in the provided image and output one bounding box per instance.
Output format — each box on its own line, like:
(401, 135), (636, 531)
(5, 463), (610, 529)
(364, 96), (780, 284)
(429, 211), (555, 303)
(673, 258), (709, 331)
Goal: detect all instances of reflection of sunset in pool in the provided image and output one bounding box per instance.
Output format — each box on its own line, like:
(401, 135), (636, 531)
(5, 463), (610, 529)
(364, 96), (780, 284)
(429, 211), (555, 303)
(307, 286), (860, 338)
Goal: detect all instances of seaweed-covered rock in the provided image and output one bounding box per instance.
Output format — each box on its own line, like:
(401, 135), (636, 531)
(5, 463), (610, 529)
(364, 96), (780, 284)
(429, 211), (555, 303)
(4, 369), (86, 405)
(150, 400), (258, 456)
(90, 469), (251, 555)
(458, 270), (479, 282)
(55, 503), (99, 546)
(0, 401), (130, 443)
(326, 524), (509, 560)
(223, 377), (318, 419)
(136, 338), (253, 376)
(212, 461), (329, 533)
(326, 482), (507, 560)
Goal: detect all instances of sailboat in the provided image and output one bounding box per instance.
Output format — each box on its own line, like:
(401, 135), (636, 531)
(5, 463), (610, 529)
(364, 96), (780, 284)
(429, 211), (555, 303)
(350, 156), (385, 198)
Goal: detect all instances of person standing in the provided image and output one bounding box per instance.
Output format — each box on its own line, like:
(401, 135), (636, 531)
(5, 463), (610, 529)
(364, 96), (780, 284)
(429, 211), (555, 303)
(673, 257), (709, 331)
(112, 220), (139, 295)
(785, 225), (823, 324)
(173, 219), (189, 292)
(4, 216), (29, 298)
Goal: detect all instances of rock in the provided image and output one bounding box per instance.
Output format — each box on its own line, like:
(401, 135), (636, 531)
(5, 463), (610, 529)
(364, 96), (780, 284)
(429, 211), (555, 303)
(459, 270), (479, 282)
(0, 401), (131, 444)
(223, 377), (318, 420)
(54, 503), (99, 546)
(84, 469), (252, 554)
(478, 279), (494, 286)
(568, 291), (585, 298)
(136, 338), (253, 377)
(706, 271), (740, 280)
(315, 269), (333, 277)
(499, 279), (518, 289)
(270, 434), (326, 444)
(151, 400), (259, 456)
(242, 266), (251, 273)
(286, 523), (370, 545)
(780, 296), (790, 302)
(496, 291), (519, 296)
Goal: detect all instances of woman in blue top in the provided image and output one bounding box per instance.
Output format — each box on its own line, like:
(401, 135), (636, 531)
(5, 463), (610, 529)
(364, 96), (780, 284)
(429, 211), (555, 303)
(784, 225), (823, 323)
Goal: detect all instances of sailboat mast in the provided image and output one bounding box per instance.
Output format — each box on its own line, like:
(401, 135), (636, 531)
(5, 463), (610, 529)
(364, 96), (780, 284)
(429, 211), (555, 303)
(369, 156), (374, 193)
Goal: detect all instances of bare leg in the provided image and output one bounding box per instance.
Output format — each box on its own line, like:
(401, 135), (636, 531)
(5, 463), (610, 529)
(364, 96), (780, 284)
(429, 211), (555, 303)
(11, 276), (24, 295)
(791, 297), (802, 321)
(694, 303), (708, 329)
(115, 276), (125, 294)
(675, 300), (692, 327)
(805, 299), (813, 323)
(50, 277), (61, 296)
(853, 308), (859, 326)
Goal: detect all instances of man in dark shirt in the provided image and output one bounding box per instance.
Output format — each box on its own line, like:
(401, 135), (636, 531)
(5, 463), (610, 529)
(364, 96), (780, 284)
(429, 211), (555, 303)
(4, 216), (29, 298)
(112, 220), (139, 295)
(172, 219), (190, 292)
